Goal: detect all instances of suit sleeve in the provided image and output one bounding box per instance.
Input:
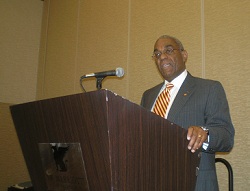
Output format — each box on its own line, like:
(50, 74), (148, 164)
(204, 81), (234, 153)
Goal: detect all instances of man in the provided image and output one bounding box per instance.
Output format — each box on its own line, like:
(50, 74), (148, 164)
(140, 35), (235, 191)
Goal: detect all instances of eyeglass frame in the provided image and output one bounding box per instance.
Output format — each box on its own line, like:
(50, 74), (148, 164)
(152, 47), (184, 59)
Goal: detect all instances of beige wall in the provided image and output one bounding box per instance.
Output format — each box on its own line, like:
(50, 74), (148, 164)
(0, 0), (43, 190)
(0, 0), (43, 104)
(38, 0), (203, 101)
(1, 0), (250, 190)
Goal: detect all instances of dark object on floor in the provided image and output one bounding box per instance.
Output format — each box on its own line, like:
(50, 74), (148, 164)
(7, 181), (33, 191)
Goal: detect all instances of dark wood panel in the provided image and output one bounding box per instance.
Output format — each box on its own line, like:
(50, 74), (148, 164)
(11, 90), (200, 191)
(10, 91), (111, 191)
(107, 90), (200, 191)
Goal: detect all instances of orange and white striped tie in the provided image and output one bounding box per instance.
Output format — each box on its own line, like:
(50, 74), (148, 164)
(153, 83), (174, 118)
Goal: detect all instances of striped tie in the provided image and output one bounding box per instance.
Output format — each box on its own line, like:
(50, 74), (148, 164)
(153, 83), (174, 118)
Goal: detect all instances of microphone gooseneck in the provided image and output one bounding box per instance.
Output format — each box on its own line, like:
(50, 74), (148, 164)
(80, 67), (125, 91)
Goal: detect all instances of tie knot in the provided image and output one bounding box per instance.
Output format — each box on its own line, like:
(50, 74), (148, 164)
(166, 83), (174, 90)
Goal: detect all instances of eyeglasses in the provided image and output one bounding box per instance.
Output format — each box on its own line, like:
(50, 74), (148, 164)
(152, 48), (182, 59)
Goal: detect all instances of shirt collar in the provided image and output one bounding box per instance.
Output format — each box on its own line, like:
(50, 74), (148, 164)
(164, 69), (187, 89)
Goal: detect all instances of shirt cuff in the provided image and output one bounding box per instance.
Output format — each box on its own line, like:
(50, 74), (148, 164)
(202, 135), (210, 150)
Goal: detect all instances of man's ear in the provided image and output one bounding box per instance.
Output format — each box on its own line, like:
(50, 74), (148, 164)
(182, 50), (188, 63)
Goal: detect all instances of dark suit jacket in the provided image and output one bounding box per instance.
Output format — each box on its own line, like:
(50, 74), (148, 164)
(141, 73), (235, 191)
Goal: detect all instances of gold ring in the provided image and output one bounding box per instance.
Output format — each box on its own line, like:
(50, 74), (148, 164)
(198, 134), (202, 138)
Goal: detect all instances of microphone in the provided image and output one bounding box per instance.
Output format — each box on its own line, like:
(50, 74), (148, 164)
(81, 67), (124, 79)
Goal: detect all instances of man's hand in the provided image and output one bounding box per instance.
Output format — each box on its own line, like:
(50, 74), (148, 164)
(187, 126), (208, 153)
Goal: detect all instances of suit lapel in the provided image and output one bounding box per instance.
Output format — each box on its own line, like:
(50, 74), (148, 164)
(167, 73), (196, 122)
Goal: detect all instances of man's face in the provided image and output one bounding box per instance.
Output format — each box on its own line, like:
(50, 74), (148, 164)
(153, 38), (188, 82)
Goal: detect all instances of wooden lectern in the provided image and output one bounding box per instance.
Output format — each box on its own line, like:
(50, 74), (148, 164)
(10, 90), (200, 191)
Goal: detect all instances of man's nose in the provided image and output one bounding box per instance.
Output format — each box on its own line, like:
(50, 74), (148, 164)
(160, 51), (169, 59)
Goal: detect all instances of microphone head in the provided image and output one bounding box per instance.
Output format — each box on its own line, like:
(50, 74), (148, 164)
(116, 67), (124, 78)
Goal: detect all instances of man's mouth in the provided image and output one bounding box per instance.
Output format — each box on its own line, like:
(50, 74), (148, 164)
(162, 62), (172, 69)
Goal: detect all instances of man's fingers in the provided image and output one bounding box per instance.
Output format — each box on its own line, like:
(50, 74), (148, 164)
(187, 126), (208, 153)
(187, 126), (194, 140)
